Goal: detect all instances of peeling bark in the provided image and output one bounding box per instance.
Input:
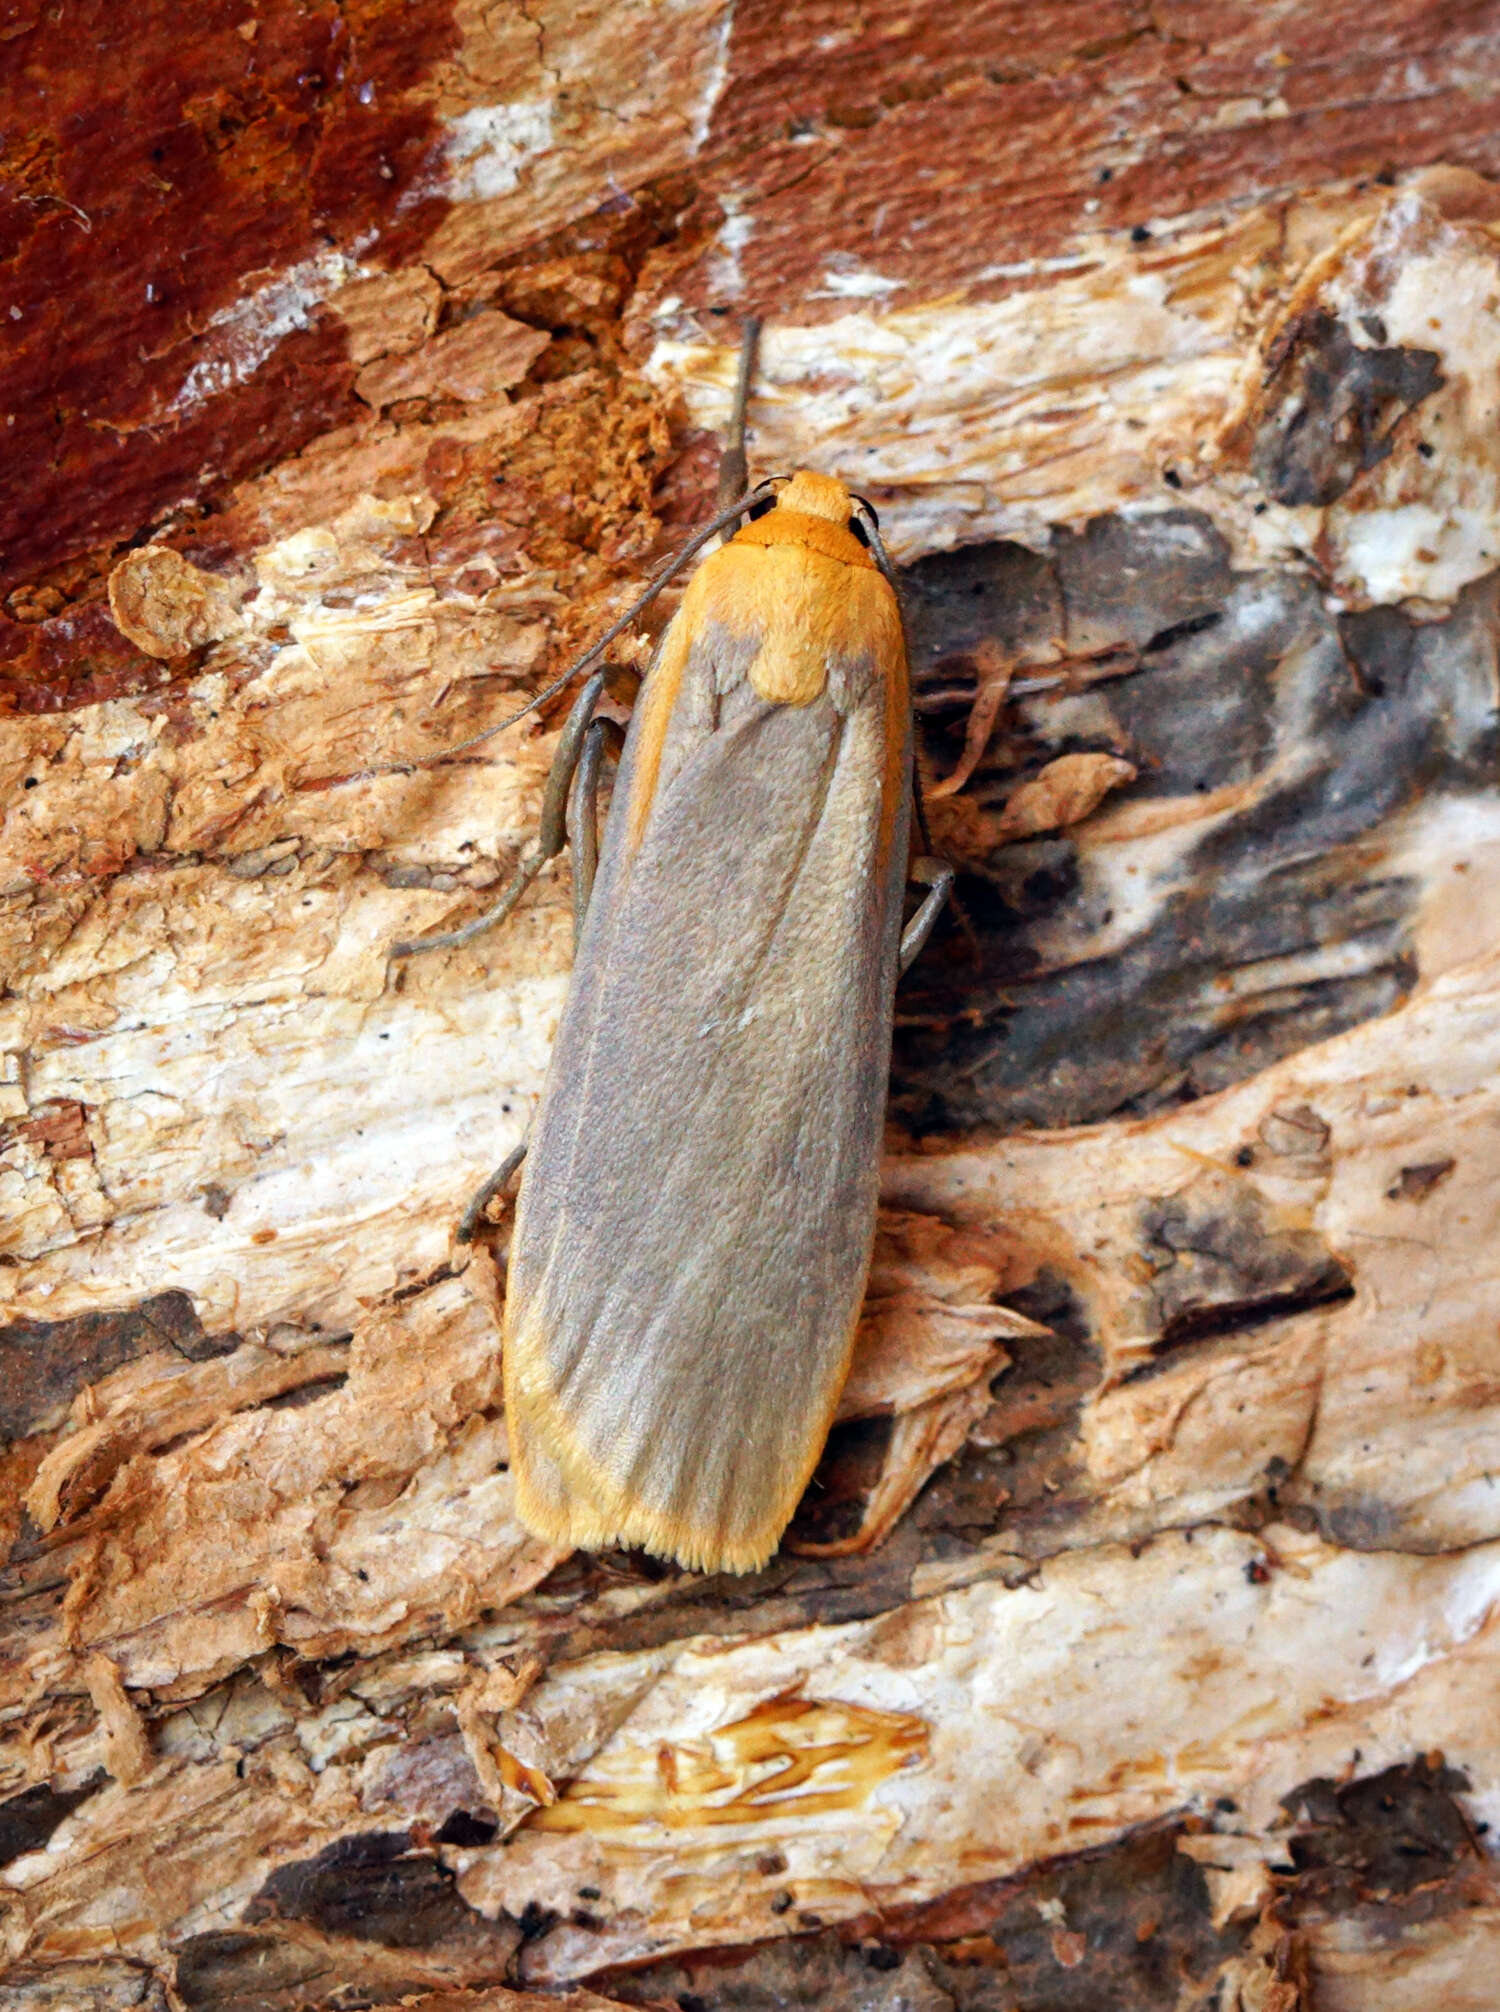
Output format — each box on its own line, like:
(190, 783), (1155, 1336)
(5, 3), (1500, 2007)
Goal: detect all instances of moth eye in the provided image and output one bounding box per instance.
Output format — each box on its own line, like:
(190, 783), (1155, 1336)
(747, 494), (777, 521)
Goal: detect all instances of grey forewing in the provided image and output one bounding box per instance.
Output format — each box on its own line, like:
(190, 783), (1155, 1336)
(508, 618), (910, 1546)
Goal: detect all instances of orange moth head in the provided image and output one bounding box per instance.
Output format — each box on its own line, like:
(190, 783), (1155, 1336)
(729, 471), (874, 577)
(773, 470), (856, 524)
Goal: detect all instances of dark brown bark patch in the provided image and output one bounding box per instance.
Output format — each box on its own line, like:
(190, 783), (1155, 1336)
(0, 0), (459, 601)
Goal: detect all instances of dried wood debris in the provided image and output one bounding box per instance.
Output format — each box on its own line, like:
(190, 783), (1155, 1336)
(5, 2), (1500, 2005)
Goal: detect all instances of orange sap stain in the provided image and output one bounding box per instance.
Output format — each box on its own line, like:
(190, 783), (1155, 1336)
(528, 1693), (929, 1835)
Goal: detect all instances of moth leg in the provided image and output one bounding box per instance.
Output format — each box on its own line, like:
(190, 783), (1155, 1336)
(715, 315), (762, 510)
(899, 856), (954, 975)
(457, 1140), (527, 1247)
(568, 715), (625, 947)
(390, 669), (609, 959)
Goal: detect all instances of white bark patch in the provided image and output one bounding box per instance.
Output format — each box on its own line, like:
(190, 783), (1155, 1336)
(168, 249), (366, 414)
(444, 100), (556, 202)
(483, 1527), (1500, 1980)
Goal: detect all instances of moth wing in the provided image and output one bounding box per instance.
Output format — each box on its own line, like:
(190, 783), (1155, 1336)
(503, 615), (910, 1573)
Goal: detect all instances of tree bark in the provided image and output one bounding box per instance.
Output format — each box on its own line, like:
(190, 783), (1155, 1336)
(4, 4), (1500, 2007)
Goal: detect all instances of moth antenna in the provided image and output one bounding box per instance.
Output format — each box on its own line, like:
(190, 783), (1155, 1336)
(856, 501), (943, 874)
(859, 508), (916, 765)
(327, 484), (772, 791)
(328, 319), (773, 789)
(716, 314), (762, 509)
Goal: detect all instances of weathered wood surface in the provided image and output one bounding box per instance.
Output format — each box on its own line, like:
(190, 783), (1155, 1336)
(5, 3), (1500, 2006)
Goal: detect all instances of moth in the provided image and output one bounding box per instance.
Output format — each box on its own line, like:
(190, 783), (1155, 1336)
(397, 324), (950, 1574)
